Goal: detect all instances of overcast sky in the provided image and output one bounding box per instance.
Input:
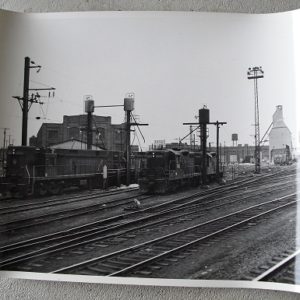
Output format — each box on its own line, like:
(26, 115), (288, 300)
(0, 10), (298, 151)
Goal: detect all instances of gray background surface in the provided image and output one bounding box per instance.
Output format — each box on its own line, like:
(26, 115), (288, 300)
(0, 0), (300, 299)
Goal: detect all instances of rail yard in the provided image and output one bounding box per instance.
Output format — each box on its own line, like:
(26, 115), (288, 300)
(0, 162), (299, 283)
(0, 55), (299, 288)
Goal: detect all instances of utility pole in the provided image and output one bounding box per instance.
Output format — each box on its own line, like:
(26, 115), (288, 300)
(211, 121), (226, 178)
(13, 57), (55, 146)
(2, 128), (7, 150)
(247, 66), (264, 173)
(22, 57), (30, 146)
(190, 125), (193, 149)
(224, 141), (226, 165)
(1, 128), (8, 174)
(126, 107), (131, 185)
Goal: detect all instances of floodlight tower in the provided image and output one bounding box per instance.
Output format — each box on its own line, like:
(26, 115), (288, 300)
(247, 66), (264, 173)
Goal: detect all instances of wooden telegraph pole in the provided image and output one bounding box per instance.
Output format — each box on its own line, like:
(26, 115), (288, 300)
(13, 57), (55, 146)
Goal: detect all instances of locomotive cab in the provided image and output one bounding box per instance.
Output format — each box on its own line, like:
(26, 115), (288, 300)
(139, 149), (201, 193)
(5, 146), (47, 196)
(138, 149), (221, 194)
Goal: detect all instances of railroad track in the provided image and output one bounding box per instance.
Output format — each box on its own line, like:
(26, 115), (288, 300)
(253, 249), (300, 283)
(51, 193), (298, 276)
(0, 170), (296, 272)
(0, 166), (294, 218)
(0, 186), (139, 215)
(0, 170), (275, 233)
(0, 191), (148, 233)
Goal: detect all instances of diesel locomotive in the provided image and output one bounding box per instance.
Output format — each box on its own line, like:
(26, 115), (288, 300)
(138, 149), (222, 193)
(1, 146), (127, 197)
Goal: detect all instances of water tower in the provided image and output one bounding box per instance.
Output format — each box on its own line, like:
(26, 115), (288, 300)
(84, 95), (94, 150)
(232, 133), (238, 147)
(124, 93), (135, 186)
(199, 106), (209, 184)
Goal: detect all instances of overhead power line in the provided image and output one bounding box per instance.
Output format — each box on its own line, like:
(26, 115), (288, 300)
(12, 57), (56, 146)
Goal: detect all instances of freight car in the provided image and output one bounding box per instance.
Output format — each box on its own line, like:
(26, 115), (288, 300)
(138, 149), (222, 194)
(1, 146), (127, 198)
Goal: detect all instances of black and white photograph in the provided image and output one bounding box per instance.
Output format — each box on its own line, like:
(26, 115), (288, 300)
(0, 8), (299, 291)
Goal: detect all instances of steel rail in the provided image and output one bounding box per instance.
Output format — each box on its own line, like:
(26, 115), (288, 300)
(1, 181), (295, 269)
(52, 193), (298, 274)
(0, 171), (266, 230)
(0, 173), (296, 269)
(1, 172), (292, 250)
(0, 187), (139, 215)
(253, 249), (300, 281)
(0, 193), (148, 233)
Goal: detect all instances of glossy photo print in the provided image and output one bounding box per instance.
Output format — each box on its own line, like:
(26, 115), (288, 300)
(0, 9), (299, 292)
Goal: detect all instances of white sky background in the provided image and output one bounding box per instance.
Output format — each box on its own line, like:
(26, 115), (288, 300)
(0, 10), (297, 151)
(293, 10), (300, 154)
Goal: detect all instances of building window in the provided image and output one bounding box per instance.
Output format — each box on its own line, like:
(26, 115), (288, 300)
(69, 127), (79, 139)
(114, 129), (122, 140)
(97, 128), (105, 139)
(47, 130), (58, 139)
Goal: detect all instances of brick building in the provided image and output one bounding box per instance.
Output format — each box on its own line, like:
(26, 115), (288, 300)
(150, 141), (269, 164)
(216, 144), (269, 164)
(30, 114), (128, 152)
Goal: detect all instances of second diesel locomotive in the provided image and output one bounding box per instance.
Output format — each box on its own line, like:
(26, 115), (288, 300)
(138, 149), (222, 193)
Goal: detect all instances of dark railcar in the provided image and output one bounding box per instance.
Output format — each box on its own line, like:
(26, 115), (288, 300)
(138, 149), (223, 194)
(138, 149), (202, 193)
(2, 146), (127, 197)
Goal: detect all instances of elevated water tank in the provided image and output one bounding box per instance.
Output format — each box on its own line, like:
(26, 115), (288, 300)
(199, 107), (209, 124)
(124, 93), (135, 111)
(84, 95), (94, 113)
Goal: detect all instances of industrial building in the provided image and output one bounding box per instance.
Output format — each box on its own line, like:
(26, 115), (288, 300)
(150, 141), (269, 164)
(268, 105), (293, 164)
(218, 144), (269, 164)
(29, 114), (129, 151)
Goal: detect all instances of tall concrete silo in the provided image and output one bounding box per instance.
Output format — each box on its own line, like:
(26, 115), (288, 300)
(268, 105), (292, 164)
